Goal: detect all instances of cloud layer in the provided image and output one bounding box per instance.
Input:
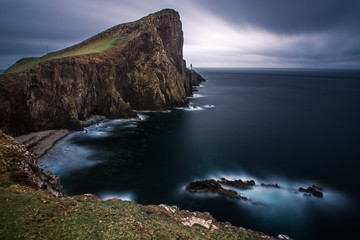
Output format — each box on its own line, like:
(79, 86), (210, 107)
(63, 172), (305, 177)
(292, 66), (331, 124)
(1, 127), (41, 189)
(0, 0), (359, 69)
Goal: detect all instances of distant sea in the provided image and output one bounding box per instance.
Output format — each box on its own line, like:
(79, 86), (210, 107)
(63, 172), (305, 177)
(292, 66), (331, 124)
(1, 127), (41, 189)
(41, 68), (360, 240)
(0, 70), (4, 74)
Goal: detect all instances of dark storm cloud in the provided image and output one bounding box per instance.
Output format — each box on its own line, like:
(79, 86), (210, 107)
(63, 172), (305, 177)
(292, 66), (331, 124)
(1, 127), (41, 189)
(0, 0), (117, 62)
(0, 0), (359, 69)
(196, 0), (360, 34)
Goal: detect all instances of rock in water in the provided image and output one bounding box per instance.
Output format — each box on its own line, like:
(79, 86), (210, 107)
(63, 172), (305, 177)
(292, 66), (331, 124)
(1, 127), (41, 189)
(299, 185), (323, 198)
(218, 177), (256, 190)
(185, 179), (248, 200)
(0, 9), (204, 136)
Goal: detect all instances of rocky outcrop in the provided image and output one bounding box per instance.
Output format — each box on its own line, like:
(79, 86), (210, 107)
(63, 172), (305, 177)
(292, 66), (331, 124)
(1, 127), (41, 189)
(0, 9), (204, 136)
(185, 179), (249, 201)
(218, 177), (255, 190)
(0, 130), (63, 197)
(299, 185), (323, 198)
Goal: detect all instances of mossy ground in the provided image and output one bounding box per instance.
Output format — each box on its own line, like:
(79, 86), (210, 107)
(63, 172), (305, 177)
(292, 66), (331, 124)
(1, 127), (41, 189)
(3, 35), (132, 75)
(0, 184), (270, 240)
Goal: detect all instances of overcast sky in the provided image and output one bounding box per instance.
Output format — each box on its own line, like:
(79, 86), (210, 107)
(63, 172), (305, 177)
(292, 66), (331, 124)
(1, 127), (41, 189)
(0, 0), (359, 69)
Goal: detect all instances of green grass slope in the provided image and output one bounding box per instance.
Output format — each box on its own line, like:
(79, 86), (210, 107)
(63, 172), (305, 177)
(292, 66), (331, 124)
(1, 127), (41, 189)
(0, 185), (272, 240)
(3, 35), (131, 75)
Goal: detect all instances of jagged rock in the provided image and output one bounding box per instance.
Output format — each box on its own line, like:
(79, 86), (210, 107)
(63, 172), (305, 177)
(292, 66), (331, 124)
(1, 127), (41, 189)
(185, 179), (248, 200)
(260, 183), (280, 188)
(299, 185), (323, 198)
(218, 177), (256, 190)
(0, 131), (63, 197)
(149, 204), (221, 230)
(0, 9), (204, 136)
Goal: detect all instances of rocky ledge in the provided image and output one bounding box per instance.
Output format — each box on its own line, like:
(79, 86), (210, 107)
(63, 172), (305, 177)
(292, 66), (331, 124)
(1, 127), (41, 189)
(0, 130), (63, 197)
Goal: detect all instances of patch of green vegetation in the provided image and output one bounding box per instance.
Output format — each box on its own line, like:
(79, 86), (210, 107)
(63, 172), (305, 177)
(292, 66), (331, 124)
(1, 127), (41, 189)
(3, 35), (132, 75)
(68, 96), (78, 121)
(0, 186), (270, 240)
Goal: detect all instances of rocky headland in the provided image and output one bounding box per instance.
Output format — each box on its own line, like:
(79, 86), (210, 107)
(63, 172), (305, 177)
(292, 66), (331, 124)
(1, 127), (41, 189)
(0, 9), (291, 239)
(0, 9), (204, 136)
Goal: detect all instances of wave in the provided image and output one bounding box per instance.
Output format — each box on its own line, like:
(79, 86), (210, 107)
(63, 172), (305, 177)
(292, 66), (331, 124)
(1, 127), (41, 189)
(203, 104), (216, 109)
(179, 105), (204, 111)
(188, 93), (206, 99)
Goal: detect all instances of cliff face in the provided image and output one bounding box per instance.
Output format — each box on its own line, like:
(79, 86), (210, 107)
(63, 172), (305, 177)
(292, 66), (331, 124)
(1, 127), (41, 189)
(0, 130), (63, 197)
(0, 9), (203, 136)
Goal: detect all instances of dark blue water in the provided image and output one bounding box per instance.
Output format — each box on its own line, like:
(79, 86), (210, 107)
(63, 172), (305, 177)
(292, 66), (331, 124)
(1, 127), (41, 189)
(41, 68), (360, 239)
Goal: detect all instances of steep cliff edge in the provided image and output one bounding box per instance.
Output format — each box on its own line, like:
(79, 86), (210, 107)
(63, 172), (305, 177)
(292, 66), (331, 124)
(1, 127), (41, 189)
(0, 9), (203, 136)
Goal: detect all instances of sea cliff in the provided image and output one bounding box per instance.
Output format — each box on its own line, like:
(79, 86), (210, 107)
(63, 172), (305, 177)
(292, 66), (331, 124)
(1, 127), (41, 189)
(0, 9), (203, 136)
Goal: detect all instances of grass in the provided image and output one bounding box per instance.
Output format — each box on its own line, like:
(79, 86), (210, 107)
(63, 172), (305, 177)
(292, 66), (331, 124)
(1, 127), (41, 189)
(3, 35), (132, 75)
(0, 185), (271, 240)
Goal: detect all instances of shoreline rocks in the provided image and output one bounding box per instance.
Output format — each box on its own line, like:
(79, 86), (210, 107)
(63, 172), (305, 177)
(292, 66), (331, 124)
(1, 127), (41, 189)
(15, 129), (70, 158)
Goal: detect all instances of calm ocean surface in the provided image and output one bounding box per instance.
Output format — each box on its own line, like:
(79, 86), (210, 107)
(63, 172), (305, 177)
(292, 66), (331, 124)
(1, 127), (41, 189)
(41, 68), (360, 239)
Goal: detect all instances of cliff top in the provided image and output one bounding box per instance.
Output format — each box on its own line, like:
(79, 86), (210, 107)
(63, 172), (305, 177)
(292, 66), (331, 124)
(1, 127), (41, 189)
(2, 9), (180, 76)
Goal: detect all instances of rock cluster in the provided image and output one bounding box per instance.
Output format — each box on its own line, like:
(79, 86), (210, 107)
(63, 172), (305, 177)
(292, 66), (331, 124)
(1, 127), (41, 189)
(185, 179), (249, 200)
(186, 178), (325, 203)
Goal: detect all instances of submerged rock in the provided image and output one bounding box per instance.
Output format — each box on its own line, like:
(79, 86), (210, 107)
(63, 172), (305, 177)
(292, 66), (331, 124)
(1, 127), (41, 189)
(299, 185), (323, 198)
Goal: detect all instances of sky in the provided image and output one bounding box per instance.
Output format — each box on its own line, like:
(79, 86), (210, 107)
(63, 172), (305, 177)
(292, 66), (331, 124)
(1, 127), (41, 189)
(0, 0), (359, 69)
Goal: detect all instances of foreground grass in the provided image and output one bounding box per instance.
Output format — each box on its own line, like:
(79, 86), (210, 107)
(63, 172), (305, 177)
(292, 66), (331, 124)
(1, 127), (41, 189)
(0, 185), (271, 240)
(3, 35), (131, 75)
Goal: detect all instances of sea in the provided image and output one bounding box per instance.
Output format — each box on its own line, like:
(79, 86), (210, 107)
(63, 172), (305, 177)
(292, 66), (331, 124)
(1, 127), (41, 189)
(40, 68), (360, 240)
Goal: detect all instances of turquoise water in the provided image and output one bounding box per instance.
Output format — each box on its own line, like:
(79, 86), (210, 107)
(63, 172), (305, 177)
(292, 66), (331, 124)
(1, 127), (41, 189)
(41, 68), (360, 239)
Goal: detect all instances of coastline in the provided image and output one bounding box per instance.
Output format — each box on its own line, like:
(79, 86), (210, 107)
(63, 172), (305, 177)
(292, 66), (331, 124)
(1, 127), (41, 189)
(15, 129), (71, 158)
(21, 105), (197, 160)
(14, 115), (119, 159)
